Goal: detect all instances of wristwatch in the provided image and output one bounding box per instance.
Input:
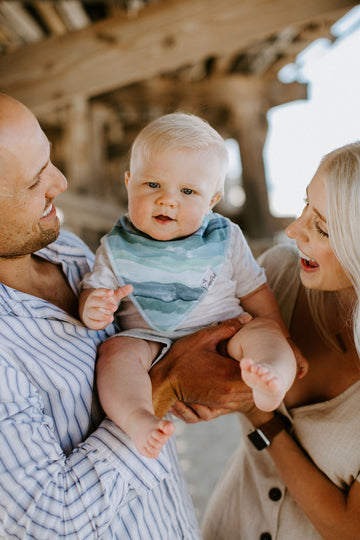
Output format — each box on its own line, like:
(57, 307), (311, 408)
(247, 413), (291, 450)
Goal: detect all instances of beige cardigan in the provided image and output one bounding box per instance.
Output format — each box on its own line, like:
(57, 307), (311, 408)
(202, 243), (360, 540)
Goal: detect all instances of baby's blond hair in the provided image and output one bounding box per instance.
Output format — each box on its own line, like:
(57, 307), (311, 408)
(129, 112), (228, 195)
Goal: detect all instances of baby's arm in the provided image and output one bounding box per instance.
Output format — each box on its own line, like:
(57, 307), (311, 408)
(79, 285), (133, 330)
(241, 282), (289, 336)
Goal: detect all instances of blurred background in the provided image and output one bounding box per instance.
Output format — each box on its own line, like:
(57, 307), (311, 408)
(1, 0), (359, 520)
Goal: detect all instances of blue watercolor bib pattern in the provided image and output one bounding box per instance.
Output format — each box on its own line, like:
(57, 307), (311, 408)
(104, 213), (231, 334)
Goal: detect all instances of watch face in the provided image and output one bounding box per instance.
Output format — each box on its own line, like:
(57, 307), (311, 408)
(247, 429), (270, 450)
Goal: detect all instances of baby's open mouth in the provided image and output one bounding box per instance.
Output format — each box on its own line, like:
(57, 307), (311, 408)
(154, 215), (174, 222)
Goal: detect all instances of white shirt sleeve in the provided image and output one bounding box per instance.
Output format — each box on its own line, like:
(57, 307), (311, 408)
(229, 223), (266, 299)
(81, 238), (120, 290)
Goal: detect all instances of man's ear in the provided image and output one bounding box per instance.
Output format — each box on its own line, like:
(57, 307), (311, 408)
(209, 191), (222, 210)
(125, 171), (130, 187)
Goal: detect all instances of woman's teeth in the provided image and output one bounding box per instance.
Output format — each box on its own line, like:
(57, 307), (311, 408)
(298, 248), (318, 267)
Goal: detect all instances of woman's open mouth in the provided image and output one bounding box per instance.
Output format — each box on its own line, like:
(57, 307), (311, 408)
(298, 248), (319, 270)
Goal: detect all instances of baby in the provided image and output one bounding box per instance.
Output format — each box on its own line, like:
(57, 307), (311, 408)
(79, 112), (298, 458)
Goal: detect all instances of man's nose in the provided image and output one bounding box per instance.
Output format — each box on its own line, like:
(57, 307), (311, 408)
(46, 163), (68, 198)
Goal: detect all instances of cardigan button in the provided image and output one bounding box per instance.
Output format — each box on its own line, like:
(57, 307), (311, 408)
(268, 487), (282, 501)
(260, 533), (272, 540)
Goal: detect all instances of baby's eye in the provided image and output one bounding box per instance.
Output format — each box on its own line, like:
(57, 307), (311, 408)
(181, 188), (193, 195)
(147, 182), (159, 188)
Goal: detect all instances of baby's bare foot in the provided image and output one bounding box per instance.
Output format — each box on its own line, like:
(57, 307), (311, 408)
(240, 357), (286, 411)
(128, 411), (175, 458)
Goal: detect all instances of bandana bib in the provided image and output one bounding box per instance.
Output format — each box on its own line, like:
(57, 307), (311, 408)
(104, 213), (231, 334)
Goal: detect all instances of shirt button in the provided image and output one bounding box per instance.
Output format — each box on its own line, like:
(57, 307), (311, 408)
(268, 487), (282, 501)
(260, 533), (272, 540)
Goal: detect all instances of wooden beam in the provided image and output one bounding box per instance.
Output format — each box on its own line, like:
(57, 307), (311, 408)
(0, 0), (356, 110)
(0, 1), (44, 43)
(55, 1), (91, 31)
(33, 2), (68, 36)
(104, 75), (307, 113)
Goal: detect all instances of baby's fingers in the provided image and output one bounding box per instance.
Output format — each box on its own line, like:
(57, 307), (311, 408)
(82, 306), (114, 330)
(113, 284), (133, 302)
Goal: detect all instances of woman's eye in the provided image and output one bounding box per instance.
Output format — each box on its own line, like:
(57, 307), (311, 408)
(315, 221), (329, 238)
(147, 182), (159, 188)
(182, 188), (193, 195)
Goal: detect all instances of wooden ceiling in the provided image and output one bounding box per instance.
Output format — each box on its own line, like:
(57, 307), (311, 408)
(0, 1), (358, 244)
(0, 0), (358, 113)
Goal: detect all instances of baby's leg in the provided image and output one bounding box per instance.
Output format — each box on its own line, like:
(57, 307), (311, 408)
(97, 336), (174, 458)
(227, 318), (297, 411)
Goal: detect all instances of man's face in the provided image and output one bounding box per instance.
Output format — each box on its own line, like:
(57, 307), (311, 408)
(0, 97), (67, 258)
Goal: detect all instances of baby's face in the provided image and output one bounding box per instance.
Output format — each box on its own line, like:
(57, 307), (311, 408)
(125, 148), (223, 241)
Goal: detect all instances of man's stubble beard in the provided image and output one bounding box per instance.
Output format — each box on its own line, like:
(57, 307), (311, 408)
(0, 222), (60, 259)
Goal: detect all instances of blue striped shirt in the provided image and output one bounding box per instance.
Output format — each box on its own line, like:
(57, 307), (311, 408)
(0, 230), (200, 539)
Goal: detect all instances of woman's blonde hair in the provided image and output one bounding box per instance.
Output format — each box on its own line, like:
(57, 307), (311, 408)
(129, 112), (228, 194)
(308, 141), (360, 355)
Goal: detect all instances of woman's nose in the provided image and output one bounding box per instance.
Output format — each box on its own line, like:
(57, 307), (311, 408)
(286, 219), (297, 239)
(286, 210), (306, 241)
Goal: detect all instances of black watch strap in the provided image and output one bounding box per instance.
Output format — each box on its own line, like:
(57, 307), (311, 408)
(247, 414), (291, 451)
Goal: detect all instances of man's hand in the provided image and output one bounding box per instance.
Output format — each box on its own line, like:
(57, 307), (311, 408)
(150, 318), (254, 419)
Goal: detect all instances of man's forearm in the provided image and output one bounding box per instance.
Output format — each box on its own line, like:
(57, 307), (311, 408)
(150, 361), (176, 417)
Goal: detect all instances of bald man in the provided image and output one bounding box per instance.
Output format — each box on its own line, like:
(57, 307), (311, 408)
(0, 94), (249, 538)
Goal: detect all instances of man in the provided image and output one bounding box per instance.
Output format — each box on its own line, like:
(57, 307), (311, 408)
(0, 94), (250, 538)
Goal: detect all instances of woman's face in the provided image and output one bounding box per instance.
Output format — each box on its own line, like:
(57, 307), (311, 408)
(286, 168), (352, 291)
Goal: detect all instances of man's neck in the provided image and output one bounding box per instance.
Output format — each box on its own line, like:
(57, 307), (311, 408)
(0, 254), (79, 318)
(0, 253), (36, 293)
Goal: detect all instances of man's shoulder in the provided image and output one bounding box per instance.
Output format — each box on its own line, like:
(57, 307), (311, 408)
(56, 229), (90, 250)
(46, 229), (94, 260)
(37, 229), (95, 275)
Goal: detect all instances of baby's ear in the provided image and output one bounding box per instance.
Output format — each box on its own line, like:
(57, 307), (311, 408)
(209, 191), (222, 209)
(125, 171), (130, 187)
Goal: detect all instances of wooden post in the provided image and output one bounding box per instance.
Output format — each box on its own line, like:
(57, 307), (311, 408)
(62, 96), (92, 193)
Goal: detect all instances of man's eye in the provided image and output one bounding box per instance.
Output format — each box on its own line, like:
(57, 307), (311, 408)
(29, 178), (42, 190)
(147, 182), (159, 188)
(182, 188), (193, 195)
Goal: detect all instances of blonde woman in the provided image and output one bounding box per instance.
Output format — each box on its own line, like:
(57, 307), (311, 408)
(201, 141), (360, 540)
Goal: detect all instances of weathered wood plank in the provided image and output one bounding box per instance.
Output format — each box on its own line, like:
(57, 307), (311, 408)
(33, 2), (68, 36)
(0, 1), (44, 43)
(0, 0), (356, 110)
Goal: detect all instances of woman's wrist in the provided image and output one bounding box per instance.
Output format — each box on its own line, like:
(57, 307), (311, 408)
(245, 408), (275, 428)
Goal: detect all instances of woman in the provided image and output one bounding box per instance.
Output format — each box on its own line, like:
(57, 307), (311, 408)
(201, 141), (360, 539)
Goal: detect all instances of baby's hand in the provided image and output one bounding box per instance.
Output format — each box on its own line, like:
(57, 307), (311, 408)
(82, 285), (133, 330)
